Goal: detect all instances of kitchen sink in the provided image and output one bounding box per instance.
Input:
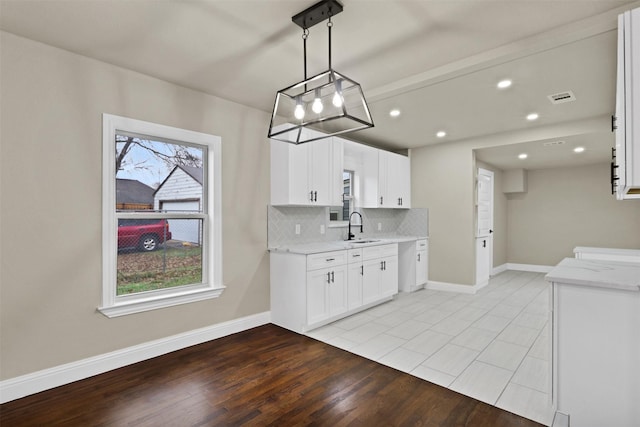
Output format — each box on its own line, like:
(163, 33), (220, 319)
(349, 239), (381, 244)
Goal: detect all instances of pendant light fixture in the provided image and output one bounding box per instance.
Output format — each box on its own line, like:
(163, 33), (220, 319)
(268, 0), (374, 144)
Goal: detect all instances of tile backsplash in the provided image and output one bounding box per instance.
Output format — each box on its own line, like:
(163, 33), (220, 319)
(268, 206), (428, 247)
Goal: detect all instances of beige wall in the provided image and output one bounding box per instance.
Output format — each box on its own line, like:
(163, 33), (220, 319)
(411, 142), (476, 285)
(0, 32), (270, 379)
(411, 115), (615, 286)
(507, 162), (640, 266)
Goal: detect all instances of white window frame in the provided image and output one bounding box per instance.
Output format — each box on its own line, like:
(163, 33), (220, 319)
(99, 114), (224, 317)
(328, 169), (356, 227)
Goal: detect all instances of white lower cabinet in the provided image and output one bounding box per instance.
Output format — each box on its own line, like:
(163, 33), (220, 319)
(398, 239), (428, 292)
(307, 266), (347, 325)
(347, 249), (364, 310)
(360, 244), (399, 305)
(270, 244), (398, 333)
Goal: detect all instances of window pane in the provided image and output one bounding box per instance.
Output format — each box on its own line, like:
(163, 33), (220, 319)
(330, 171), (354, 222)
(117, 218), (203, 295)
(115, 134), (204, 212)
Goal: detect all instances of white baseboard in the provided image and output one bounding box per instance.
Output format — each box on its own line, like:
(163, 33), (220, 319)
(492, 263), (508, 275)
(507, 263), (554, 273)
(0, 311), (271, 404)
(427, 280), (478, 294)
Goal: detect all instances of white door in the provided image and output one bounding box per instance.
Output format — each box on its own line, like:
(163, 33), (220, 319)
(162, 200), (201, 244)
(476, 168), (494, 286)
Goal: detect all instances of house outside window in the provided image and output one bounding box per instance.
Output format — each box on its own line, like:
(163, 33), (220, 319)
(100, 114), (223, 317)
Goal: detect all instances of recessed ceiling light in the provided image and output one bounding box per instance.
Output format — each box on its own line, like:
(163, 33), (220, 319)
(526, 113), (539, 121)
(574, 146), (585, 153)
(436, 130), (446, 138)
(389, 109), (401, 117)
(497, 79), (512, 89)
(518, 153), (528, 159)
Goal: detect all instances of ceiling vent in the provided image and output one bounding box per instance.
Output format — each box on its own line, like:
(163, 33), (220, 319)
(543, 140), (566, 146)
(547, 91), (576, 104)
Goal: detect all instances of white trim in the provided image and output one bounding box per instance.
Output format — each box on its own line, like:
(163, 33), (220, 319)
(507, 263), (554, 273)
(101, 114), (224, 316)
(0, 312), (271, 404)
(98, 286), (225, 317)
(427, 280), (478, 294)
(492, 263), (508, 275)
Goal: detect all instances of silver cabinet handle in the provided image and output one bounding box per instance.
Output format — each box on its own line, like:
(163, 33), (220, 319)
(360, 265), (363, 275)
(331, 271), (335, 283)
(326, 258), (335, 262)
(327, 272), (331, 283)
(417, 253), (421, 262)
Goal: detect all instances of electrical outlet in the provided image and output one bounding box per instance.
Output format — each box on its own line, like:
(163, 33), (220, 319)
(320, 225), (325, 234)
(295, 224), (301, 235)
(378, 222), (382, 231)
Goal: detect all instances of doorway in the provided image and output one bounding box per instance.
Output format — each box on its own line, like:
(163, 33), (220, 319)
(476, 168), (494, 287)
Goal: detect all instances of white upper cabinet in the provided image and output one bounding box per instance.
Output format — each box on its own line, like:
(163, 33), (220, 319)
(270, 128), (410, 208)
(361, 149), (411, 208)
(383, 151), (411, 208)
(614, 8), (640, 199)
(271, 130), (344, 206)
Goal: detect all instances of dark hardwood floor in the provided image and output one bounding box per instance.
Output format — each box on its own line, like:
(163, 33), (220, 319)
(1, 324), (543, 426)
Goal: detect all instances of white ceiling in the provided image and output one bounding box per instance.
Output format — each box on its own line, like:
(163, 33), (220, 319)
(2, 0), (639, 169)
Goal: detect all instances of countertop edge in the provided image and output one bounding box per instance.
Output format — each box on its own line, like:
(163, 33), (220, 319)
(545, 258), (640, 292)
(268, 236), (428, 255)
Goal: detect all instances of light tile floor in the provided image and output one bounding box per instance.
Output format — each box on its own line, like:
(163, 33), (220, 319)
(306, 270), (554, 425)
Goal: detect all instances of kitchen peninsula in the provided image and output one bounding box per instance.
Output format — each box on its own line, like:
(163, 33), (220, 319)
(546, 257), (640, 427)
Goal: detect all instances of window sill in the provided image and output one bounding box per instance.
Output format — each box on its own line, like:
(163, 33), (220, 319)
(98, 286), (226, 318)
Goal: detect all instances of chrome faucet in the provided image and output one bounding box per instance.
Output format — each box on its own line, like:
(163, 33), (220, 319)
(348, 211), (363, 240)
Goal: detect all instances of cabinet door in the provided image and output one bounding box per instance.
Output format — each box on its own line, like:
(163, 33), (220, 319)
(397, 154), (411, 208)
(347, 262), (363, 310)
(416, 249), (428, 286)
(362, 259), (382, 304)
(360, 145), (381, 208)
(290, 143), (312, 205)
(378, 151), (389, 207)
(309, 140), (332, 205)
(330, 137), (345, 207)
(307, 267), (331, 324)
(386, 153), (410, 208)
(328, 266), (348, 316)
(380, 255), (398, 297)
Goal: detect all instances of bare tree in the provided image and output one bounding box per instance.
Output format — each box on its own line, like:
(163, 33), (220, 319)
(115, 135), (202, 175)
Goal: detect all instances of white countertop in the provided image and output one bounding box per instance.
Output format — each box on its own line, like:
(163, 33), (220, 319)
(545, 258), (640, 292)
(268, 235), (427, 255)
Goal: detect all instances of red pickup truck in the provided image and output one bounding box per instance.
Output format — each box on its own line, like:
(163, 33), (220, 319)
(118, 219), (172, 251)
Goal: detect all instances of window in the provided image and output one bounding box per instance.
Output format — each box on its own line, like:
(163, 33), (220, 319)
(329, 170), (356, 224)
(100, 114), (223, 317)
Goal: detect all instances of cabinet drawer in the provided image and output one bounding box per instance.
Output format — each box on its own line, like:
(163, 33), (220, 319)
(416, 239), (428, 250)
(307, 250), (347, 271)
(347, 248), (363, 263)
(363, 243), (398, 261)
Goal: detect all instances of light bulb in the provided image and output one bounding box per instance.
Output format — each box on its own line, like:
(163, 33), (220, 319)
(332, 92), (343, 108)
(294, 102), (305, 120)
(333, 80), (343, 108)
(312, 97), (323, 114)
